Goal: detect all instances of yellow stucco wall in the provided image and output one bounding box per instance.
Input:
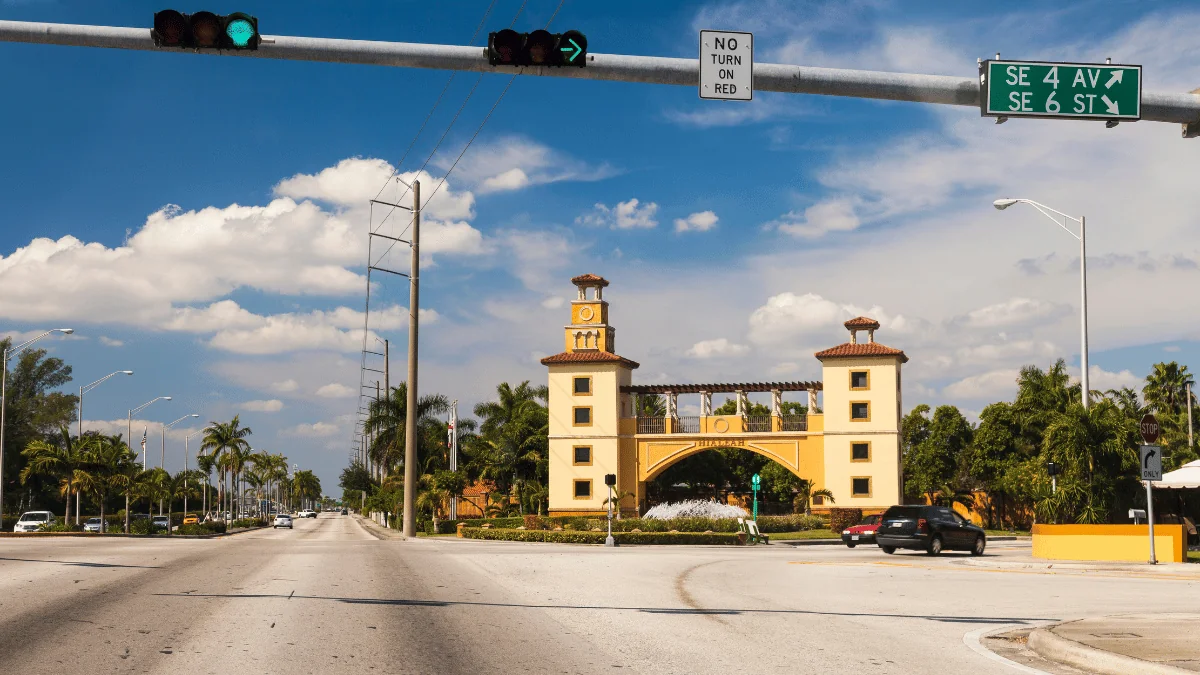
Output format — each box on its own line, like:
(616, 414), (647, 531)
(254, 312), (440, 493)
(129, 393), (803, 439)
(1032, 524), (1186, 563)
(547, 363), (631, 513)
(821, 357), (901, 432)
(821, 433), (901, 509)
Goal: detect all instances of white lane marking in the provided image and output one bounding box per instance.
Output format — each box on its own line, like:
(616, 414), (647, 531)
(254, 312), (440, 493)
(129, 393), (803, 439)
(963, 623), (1055, 675)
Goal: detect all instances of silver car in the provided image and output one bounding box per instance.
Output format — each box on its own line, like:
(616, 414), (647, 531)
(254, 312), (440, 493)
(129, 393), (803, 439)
(83, 517), (106, 533)
(273, 514), (293, 529)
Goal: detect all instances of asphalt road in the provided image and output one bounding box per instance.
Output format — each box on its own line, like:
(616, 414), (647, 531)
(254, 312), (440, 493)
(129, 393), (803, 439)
(1, 515), (1196, 674)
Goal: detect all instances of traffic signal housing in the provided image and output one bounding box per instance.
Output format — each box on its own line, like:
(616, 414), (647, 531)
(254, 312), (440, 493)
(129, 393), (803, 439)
(152, 10), (260, 50)
(487, 29), (587, 67)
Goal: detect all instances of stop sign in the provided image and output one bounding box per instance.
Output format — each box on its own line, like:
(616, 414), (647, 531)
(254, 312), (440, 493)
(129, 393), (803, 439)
(1140, 413), (1160, 445)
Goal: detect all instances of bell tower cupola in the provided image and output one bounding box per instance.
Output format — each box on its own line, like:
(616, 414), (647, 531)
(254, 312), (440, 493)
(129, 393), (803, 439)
(565, 273), (615, 353)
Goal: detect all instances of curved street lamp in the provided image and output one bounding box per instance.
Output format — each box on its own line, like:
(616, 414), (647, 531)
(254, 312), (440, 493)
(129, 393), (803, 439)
(128, 396), (171, 468)
(0, 328), (74, 526)
(159, 413), (199, 516)
(79, 370), (134, 438)
(994, 197), (1090, 409)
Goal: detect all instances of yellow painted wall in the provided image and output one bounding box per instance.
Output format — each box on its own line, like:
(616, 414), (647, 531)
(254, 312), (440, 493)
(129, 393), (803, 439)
(1032, 524), (1186, 563)
(547, 363), (632, 514)
(821, 357), (901, 433)
(822, 433), (901, 509)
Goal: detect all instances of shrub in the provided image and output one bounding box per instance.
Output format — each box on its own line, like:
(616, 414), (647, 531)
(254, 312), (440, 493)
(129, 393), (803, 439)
(757, 514), (826, 533)
(231, 518), (264, 529)
(461, 527), (742, 545)
(421, 519), (462, 535)
(523, 514), (547, 530)
(39, 522), (81, 533)
(460, 517), (523, 529)
(829, 508), (863, 533)
(130, 518), (164, 535)
(175, 521), (227, 536)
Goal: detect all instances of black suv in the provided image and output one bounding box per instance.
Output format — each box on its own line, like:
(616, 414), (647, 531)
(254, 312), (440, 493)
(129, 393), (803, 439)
(875, 505), (986, 556)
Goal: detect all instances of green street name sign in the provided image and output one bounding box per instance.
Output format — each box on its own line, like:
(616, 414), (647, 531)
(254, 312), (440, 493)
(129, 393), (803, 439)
(982, 60), (1142, 121)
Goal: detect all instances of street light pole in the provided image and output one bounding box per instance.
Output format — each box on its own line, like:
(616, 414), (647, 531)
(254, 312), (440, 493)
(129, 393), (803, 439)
(128, 396), (171, 468)
(993, 198), (1090, 409)
(0, 328), (73, 527)
(160, 414), (199, 516)
(75, 368), (133, 523)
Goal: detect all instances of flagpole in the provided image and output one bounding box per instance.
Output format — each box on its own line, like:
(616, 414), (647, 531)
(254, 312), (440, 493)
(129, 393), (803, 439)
(449, 400), (457, 520)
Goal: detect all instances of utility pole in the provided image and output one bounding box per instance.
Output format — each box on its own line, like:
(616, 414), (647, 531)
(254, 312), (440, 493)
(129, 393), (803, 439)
(403, 180), (420, 538)
(449, 400), (458, 520)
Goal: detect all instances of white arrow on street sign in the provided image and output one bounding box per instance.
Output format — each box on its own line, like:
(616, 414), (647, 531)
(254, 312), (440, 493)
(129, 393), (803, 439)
(1106, 70), (1123, 88)
(699, 30), (753, 101)
(1140, 445), (1162, 482)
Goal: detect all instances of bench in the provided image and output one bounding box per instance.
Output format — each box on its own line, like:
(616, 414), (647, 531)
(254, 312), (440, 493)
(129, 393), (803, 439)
(737, 517), (770, 544)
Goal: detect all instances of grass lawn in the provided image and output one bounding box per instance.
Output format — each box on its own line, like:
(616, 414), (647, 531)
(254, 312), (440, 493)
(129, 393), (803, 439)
(985, 530), (1031, 537)
(768, 530), (840, 541)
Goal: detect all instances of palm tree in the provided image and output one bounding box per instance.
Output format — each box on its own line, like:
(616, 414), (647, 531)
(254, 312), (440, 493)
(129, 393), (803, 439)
(1041, 400), (1137, 523)
(635, 394), (667, 417)
(292, 470), (322, 511)
(200, 417), (253, 520)
(470, 381), (549, 515)
(137, 468), (171, 530)
(792, 479), (835, 516)
(365, 381), (450, 475)
(196, 451), (217, 518)
(20, 427), (91, 524)
(1143, 362), (1191, 415)
(74, 434), (134, 531)
(113, 464), (153, 533)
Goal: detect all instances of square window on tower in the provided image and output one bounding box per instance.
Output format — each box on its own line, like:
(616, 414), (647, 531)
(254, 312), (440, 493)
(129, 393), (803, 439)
(574, 376), (591, 395)
(850, 371), (869, 390)
(851, 402), (870, 421)
(573, 407), (592, 426)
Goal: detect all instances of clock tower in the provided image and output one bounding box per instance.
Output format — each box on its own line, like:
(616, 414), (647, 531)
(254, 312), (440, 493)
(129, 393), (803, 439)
(563, 273), (616, 353)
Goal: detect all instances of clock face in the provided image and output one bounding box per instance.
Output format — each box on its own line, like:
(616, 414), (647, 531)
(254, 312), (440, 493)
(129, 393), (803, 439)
(578, 306), (595, 323)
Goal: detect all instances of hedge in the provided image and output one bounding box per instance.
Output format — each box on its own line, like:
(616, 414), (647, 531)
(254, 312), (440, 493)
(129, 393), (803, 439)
(478, 514), (827, 534)
(461, 527), (743, 545)
(176, 522), (227, 536)
(231, 518), (265, 529)
(829, 508), (863, 533)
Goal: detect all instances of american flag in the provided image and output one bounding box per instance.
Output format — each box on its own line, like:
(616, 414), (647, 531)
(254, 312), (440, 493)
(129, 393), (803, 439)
(140, 428), (147, 452)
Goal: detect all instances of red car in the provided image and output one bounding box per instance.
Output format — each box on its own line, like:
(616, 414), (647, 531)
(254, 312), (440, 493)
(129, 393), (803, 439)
(841, 514), (882, 548)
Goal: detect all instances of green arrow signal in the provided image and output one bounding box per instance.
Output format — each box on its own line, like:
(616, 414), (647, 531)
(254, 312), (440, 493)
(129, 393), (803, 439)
(560, 38), (582, 63)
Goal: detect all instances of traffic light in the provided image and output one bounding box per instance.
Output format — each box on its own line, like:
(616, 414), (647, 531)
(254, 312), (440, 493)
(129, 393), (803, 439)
(152, 10), (260, 50)
(487, 29), (587, 67)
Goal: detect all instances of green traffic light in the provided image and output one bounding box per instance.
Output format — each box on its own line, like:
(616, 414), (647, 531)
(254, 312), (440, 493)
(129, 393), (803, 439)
(226, 18), (255, 47)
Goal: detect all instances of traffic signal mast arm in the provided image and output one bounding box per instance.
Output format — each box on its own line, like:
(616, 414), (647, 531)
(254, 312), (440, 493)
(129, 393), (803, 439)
(2, 19), (1199, 126)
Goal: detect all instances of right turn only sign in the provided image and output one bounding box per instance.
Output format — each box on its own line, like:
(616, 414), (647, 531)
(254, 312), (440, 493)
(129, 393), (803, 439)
(1140, 445), (1162, 482)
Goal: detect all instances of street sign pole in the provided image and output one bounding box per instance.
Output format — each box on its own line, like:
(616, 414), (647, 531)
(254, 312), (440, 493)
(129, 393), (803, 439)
(1139, 414), (1161, 565)
(751, 473), (761, 521)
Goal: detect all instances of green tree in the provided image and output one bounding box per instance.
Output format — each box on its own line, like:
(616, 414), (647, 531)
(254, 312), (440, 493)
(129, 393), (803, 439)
(1, 340), (77, 515)
(20, 427), (91, 522)
(1142, 362), (1197, 470)
(201, 417), (253, 520)
(468, 381), (548, 515)
(903, 405), (973, 503)
(1040, 400), (1138, 523)
(365, 381), (450, 476)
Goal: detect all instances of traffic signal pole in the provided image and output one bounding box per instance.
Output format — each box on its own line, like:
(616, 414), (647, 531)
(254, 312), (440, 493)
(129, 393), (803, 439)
(2, 20), (1199, 126)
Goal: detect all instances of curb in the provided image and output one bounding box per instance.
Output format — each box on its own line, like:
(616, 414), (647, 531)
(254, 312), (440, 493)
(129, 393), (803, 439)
(0, 526), (267, 539)
(1028, 625), (1190, 675)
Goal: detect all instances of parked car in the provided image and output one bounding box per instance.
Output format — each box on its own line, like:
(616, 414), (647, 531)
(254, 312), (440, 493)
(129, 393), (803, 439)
(14, 511), (54, 533)
(152, 515), (170, 531)
(273, 514), (293, 529)
(340, 509), (348, 516)
(182, 514), (199, 525)
(875, 505), (986, 556)
(83, 517), (107, 533)
(841, 514), (882, 548)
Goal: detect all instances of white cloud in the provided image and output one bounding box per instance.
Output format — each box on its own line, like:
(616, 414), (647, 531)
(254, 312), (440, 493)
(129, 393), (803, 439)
(433, 136), (617, 194)
(956, 298), (1066, 329)
(98, 336), (124, 347)
(315, 383), (355, 399)
(942, 369), (1020, 401)
(80, 418), (202, 443)
(271, 379), (299, 393)
(686, 338), (750, 359)
(541, 296), (565, 310)
(239, 399), (283, 413)
(665, 97), (803, 128)
(576, 199), (659, 230)
(674, 211), (719, 234)
(1086, 365), (1142, 393)
(767, 198), (860, 238)
(283, 422), (339, 437)
(1164, 345), (1181, 353)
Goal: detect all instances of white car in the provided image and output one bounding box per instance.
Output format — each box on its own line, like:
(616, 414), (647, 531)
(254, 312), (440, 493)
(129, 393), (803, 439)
(83, 517), (106, 533)
(14, 511), (54, 533)
(298, 510), (317, 519)
(273, 514), (293, 529)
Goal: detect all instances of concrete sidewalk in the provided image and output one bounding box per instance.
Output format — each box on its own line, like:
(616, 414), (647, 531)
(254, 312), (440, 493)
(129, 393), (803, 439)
(1029, 614), (1200, 674)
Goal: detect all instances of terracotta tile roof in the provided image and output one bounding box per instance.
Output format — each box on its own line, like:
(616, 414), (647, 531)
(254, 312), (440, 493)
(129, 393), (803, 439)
(540, 350), (640, 369)
(462, 480), (496, 497)
(844, 316), (881, 329)
(815, 342), (908, 363)
(570, 273), (610, 287)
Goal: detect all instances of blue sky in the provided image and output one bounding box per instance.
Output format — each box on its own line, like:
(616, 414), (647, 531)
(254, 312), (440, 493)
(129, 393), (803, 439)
(3, 0), (1199, 490)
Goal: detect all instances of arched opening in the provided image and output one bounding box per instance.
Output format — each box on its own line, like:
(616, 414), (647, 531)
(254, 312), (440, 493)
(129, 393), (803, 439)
(644, 446), (820, 516)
